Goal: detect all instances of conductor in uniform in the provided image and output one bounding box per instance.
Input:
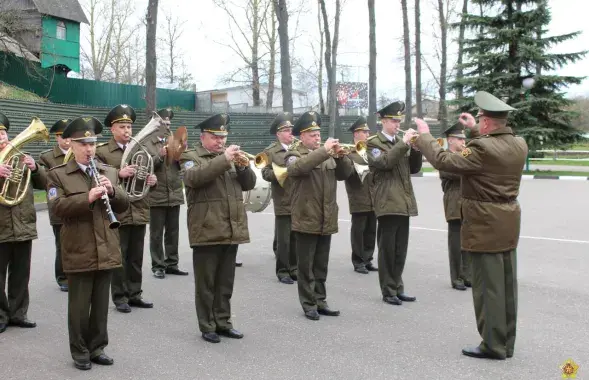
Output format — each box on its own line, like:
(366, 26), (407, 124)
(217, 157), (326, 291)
(285, 111), (354, 320)
(344, 116), (377, 274)
(414, 91), (527, 360)
(438, 122), (471, 291)
(0, 111), (47, 334)
(47, 117), (130, 369)
(366, 101), (422, 306)
(179, 113), (256, 343)
(38, 118), (71, 292)
(96, 104), (157, 312)
(261, 112), (298, 284)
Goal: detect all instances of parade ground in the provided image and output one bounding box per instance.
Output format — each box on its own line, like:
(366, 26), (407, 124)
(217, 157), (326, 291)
(1, 177), (587, 380)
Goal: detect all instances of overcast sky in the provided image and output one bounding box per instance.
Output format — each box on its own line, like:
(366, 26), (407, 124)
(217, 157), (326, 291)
(79, 0), (589, 102)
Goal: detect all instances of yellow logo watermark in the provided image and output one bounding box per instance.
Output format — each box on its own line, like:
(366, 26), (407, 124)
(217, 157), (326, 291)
(560, 359), (579, 379)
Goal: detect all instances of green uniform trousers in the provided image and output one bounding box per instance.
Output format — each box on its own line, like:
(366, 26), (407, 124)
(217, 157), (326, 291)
(150, 205), (180, 272)
(294, 232), (332, 312)
(273, 215), (297, 280)
(52, 225), (67, 286)
(192, 244), (238, 333)
(377, 215), (409, 297)
(0, 241), (32, 324)
(350, 211), (377, 270)
(471, 250), (518, 359)
(448, 220), (471, 287)
(68, 270), (112, 361)
(111, 225), (146, 305)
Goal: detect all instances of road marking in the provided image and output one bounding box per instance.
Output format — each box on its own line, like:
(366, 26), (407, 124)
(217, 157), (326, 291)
(257, 212), (589, 244)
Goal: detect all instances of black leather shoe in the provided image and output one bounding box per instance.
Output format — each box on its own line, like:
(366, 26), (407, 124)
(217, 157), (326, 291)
(202, 332), (221, 343)
(0, 323), (6, 333)
(8, 318), (36, 328)
(74, 360), (91, 370)
(115, 303), (131, 313)
(217, 328), (244, 339)
(398, 293), (416, 302)
(453, 283), (467, 291)
(318, 307), (340, 316)
(235, 261), (243, 267)
(279, 277), (294, 284)
(304, 310), (320, 320)
(383, 296), (402, 305)
(461, 346), (505, 360)
(366, 263), (378, 271)
(129, 298), (154, 308)
(165, 268), (189, 275)
(290, 274), (297, 281)
(354, 267), (369, 274)
(154, 270), (165, 279)
(91, 354), (114, 365)
(59, 284), (69, 292)
(464, 280), (472, 288)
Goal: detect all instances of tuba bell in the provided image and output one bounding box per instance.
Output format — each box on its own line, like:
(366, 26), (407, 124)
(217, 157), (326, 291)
(0, 117), (50, 206)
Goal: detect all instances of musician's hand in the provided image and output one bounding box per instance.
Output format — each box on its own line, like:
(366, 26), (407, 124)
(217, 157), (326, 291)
(147, 174), (157, 187)
(119, 164), (137, 178)
(324, 138), (339, 151)
(98, 175), (114, 196)
(224, 145), (240, 162)
(402, 128), (419, 144)
(160, 147), (167, 156)
(0, 164), (11, 178)
(458, 112), (476, 129)
(23, 155), (36, 170)
(88, 186), (106, 203)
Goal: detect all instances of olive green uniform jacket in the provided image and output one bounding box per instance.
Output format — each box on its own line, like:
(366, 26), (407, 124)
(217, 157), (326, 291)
(38, 145), (67, 225)
(0, 164), (47, 243)
(344, 151), (373, 214)
(95, 138), (151, 225)
(439, 168), (461, 222)
(415, 126), (528, 253)
(261, 141), (292, 215)
(46, 159), (130, 273)
(180, 145), (257, 246)
(285, 145), (354, 235)
(366, 132), (423, 218)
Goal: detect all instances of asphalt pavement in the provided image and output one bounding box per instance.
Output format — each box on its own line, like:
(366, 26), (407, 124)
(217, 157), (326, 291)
(422, 161), (589, 172)
(1, 178), (587, 380)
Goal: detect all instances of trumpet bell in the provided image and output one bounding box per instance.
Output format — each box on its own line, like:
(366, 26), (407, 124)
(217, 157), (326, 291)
(254, 152), (270, 169)
(272, 162), (288, 187)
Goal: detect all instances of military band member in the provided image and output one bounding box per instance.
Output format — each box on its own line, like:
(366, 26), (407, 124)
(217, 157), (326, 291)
(38, 118), (71, 292)
(47, 116), (129, 370)
(146, 108), (189, 278)
(0, 112), (47, 334)
(96, 105), (157, 312)
(344, 116), (377, 274)
(261, 112), (298, 284)
(438, 122), (471, 291)
(366, 101), (421, 306)
(285, 111), (354, 320)
(414, 91), (527, 360)
(179, 113), (256, 343)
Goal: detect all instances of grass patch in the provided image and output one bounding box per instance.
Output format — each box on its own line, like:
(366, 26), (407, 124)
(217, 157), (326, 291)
(530, 159), (589, 167)
(34, 190), (46, 204)
(0, 82), (47, 102)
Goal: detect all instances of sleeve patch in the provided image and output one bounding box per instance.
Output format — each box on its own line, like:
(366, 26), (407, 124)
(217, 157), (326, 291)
(48, 187), (57, 200)
(371, 148), (381, 157)
(184, 160), (194, 169)
(461, 148), (472, 158)
(286, 156), (297, 166)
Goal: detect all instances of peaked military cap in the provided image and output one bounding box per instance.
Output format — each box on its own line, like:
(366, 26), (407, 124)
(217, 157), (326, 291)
(270, 112), (294, 134)
(62, 116), (103, 143)
(157, 108), (174, 120)
(377, 101), (405, 120)
(474, 91), (516, 120)
(442, 122), (466, 139)
(0, 112), (9, 131)
(348, 116), (370, 132)
(197, 113), (230, 136)
(293, 111), (321, 136)
(50, 118), (71, 135)
(104, 104), (136, 127)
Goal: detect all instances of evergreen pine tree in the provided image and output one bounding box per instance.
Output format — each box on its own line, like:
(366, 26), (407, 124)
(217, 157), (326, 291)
(451, 0), (587, 149)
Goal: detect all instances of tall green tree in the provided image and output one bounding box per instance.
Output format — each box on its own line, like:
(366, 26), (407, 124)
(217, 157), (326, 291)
(451, 0), (587, 148)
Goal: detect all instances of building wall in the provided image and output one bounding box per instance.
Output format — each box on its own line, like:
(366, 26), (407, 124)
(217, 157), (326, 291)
(205, 86), (309, 110)
(40, 16), (81, 72)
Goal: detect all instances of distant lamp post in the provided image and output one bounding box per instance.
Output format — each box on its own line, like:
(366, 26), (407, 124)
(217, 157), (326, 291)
(522, 77), (536, 171)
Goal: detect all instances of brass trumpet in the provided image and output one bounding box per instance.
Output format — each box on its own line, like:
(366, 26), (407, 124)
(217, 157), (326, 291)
(232, 150), (270, 169)
(398, 129), (419, 143)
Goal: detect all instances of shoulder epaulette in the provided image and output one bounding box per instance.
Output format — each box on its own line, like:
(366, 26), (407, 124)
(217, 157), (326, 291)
(265, 141), (278, 150)
(367, 135), (378, 141)
(49, 163), (67, 171)
(40, 148), (53, 155)
(96, 142), (109, 147)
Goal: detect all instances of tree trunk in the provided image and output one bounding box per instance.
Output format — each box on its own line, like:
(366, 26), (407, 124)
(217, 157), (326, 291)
(251, 3), (261, 108)
(414, 0), (423, 118)
(455, 0), (468, 99)
(401, 0), (412, 127)
(368, 0), (377, 131)
(319, 0), (332, 120)
(266, 4), (277, 109)
(437, 0), (448, 130)
(274, 0), (293, 113)
(317, 0), (325, 114)
(329, 0), (341, 137)
(145, 0), (158, 116)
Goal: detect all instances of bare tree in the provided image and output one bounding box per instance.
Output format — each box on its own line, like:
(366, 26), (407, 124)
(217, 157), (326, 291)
(273, 0), (294, 112)
(319, 0), (342, 137)
(108, 0), (138, 82)
(414, 0), (423, 118)
(158, 10), (186, 84)
(123, 25), (146, 85)
(368, 0), (377, 130)
(145, 0), (159, 115)
(437, 0), (448, 129)
(401, 0), (412, 127)
(262, 4), (277, 108)
(81, 0), (116, 81)
(317, 1), (326, 114)
(455, 0), (468, 99)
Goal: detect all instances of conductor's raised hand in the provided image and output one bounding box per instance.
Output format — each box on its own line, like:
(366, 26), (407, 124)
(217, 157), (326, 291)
(458, 113), (476, 129)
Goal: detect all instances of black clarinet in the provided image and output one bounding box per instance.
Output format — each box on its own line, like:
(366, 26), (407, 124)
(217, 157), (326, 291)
(88, 155), (121, 229)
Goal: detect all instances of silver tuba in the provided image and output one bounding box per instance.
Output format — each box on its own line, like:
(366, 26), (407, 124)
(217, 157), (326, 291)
(120, 115), (163, 201)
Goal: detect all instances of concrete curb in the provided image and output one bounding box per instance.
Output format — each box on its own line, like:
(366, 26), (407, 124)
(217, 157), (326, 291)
(417, 172), (589, 181)
(35, 203), (48, 212)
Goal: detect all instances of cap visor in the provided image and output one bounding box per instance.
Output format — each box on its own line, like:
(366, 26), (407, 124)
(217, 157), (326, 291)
(71, 137), (98, 143)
